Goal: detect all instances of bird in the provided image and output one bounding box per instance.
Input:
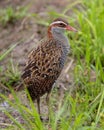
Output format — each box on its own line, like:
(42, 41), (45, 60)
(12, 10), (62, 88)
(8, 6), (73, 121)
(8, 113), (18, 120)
(16, 18), (77, 116)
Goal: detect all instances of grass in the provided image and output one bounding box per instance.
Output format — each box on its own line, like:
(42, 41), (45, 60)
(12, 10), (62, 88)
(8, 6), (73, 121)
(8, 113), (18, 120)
(0, 0), (104, 130)
(0, 6), (28, 27)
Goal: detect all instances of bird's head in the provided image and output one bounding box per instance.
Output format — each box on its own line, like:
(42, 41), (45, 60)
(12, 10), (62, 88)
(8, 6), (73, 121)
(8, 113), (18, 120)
(48, 18), (77, 38)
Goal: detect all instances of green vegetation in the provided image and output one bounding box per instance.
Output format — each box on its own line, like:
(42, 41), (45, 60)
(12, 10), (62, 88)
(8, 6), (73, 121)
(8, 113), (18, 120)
(0, 6), (28, 26)
(0, 0), (104, 130)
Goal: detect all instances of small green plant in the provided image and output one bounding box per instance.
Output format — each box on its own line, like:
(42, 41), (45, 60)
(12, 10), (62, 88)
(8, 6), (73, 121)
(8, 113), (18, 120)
(0, 6), (28, 26)
(2, 59), (20, 87)
(0, 42), (23, 88)
(0, 44), (17, 61)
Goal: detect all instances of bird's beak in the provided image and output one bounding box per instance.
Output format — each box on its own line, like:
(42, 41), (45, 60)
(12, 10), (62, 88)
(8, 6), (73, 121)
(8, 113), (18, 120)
(66, 25), (78, 32)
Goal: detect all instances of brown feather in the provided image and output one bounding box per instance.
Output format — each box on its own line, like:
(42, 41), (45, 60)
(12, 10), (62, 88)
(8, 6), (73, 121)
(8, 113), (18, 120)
(20, 37), (66, 100)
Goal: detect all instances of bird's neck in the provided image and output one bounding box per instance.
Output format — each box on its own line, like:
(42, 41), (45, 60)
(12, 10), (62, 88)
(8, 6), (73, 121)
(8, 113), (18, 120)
(48, 26), (70, 55)
(48, 27), (69, 44)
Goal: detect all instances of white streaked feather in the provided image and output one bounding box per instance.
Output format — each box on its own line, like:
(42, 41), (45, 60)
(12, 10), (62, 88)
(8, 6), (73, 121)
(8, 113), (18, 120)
(50, 21), (67, 26)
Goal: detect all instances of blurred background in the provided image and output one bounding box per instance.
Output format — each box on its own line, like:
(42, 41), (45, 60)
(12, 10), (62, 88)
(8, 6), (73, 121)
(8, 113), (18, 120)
(0, 0), (104, 129)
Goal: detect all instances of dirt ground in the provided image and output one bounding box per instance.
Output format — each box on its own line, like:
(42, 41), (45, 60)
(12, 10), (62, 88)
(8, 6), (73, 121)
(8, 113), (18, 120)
(0, 0), (76, 128)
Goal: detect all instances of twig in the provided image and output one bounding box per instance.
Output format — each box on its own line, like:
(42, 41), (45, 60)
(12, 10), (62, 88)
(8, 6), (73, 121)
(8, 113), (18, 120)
(0, 82), (9, 91)
(0, 122), (12, 126)
(89, 93), (101, 106)
(64, 59), (74, 74)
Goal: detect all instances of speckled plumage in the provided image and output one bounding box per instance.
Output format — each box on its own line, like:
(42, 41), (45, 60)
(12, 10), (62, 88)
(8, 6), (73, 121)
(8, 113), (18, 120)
(16, 18), (77, 116)
(21, 37), (69, 100)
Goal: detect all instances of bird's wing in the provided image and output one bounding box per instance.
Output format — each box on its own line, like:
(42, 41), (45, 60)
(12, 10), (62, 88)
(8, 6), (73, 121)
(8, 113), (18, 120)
(18, 39), (64, 91)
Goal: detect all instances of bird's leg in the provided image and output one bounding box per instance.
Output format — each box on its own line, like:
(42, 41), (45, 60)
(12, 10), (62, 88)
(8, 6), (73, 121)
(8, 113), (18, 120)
(37, 98), (41, 115)
(37, 98), (43, 120)
(46, 91), (51, 118)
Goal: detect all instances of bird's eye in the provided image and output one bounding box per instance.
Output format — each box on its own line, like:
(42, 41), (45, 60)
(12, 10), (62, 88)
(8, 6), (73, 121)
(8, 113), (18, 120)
(60, 23), (63, 25)
(59, 23), (65, 27)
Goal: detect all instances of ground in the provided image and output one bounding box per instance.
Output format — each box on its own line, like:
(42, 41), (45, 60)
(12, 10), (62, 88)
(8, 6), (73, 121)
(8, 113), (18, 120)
(0, 0), (76, 128)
